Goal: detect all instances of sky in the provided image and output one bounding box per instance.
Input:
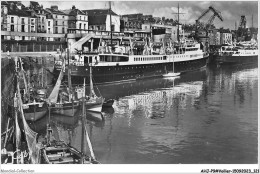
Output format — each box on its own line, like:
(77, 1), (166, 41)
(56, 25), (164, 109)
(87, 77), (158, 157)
(22, 1), (258, 30)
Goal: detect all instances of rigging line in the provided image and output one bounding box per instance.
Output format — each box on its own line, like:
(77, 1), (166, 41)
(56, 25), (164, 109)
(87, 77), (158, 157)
(92, 77), (102, 96)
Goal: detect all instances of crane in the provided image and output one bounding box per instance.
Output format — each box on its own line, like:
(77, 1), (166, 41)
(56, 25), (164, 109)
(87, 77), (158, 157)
(195, 6), (223, 38)
(237, 15), (247, 41)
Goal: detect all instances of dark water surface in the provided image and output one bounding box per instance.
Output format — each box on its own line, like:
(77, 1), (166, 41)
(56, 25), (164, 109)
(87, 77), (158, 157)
(32, 64), (258, 164)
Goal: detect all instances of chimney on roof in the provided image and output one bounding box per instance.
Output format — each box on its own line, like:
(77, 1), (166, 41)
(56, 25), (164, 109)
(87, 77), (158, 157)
(51, 5), (58, 11)
(72, 5), (76, 10)
(10, 3), (14, 10)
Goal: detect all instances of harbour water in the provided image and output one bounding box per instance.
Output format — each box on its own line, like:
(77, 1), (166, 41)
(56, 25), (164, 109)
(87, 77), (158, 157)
(30, 63), (258, 164)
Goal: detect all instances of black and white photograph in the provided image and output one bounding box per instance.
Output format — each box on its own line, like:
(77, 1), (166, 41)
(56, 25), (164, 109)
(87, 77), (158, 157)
(1, 0), (258, 173)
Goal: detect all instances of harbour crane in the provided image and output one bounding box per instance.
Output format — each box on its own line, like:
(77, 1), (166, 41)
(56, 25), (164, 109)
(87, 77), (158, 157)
(237, 15), (247, 41)
(195, 6), (223, 39)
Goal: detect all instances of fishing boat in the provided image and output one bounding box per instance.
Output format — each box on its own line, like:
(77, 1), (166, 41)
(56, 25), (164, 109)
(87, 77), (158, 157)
(76, 65), (104, 113)
(216, 42), (258, 65)
(41, 140), (98, 164)
(41, 96), (100, 164)
(16, 57), (48, 121)
(53, 3), (208, 85)
(48, 51), (80, 117)
(102, 99), (114, 108)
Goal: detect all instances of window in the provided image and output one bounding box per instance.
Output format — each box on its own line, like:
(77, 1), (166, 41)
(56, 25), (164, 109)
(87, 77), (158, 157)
(48, 21), (50, 26)
(84, 24), (86, 30)
(63, 16), (64, 18)
(80, 16), (81, 20)
(62, 27), (64, 33)
(48, 28), (50, 33)
(11, 17), (14, 23)
(55, 27), (58, 33)
(21, 18), (25, 24)
(56, 21), (58, 25)
(62, 21), (64, 26)
(11, 25), (14, 31)
(111, 25), (115, 31)
(21, 25), (25, 32)
(22, 36), (25, 40)
(42, 17), (44, 23)
(79, 23), (82, 29)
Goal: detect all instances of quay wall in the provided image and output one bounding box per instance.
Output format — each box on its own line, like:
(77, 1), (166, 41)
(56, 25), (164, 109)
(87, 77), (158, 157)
(1, 58), (15, 132)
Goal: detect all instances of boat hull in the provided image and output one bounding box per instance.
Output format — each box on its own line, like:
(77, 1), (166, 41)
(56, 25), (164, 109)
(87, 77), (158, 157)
(85, 98), (104, 113)
(216, 55), (258, 65)
(50, 102), (80, 117)
(54, 55), (208, 85)
(23, 103), (48, 121)
(102, 99), (114, 108)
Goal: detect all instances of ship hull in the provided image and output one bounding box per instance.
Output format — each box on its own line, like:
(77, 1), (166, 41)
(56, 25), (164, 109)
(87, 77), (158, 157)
(54, 55), (208, 85)
(23, 102), (48, 121)
(85, 98), (104, 113)
(50, 102), (80, 117)
(216, 55), (258, 65)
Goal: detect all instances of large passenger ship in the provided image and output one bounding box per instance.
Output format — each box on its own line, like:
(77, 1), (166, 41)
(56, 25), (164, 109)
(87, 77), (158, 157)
(54, 39), (209, 85)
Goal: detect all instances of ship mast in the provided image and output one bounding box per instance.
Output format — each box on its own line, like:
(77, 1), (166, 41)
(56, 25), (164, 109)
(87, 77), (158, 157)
(67, 48), (72, 102)
(177, 3), (179, 43)
(109, 1), (112, 47)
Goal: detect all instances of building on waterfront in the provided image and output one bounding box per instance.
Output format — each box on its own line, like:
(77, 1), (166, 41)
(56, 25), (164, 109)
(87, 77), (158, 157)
(83, 9), (120, 33)
(1, 1), (9, 32)
(46, 14), (54, 35)
(142, 23), (180, 42)
(121, 13), (143, 32)
(45, 5), (68, 37)
(1, 1), (32, 40)
(29, 1), (47, 34)
(208, 29), (221, 45)
(62, 5), (88, 34)
(220, 29), (232, 45)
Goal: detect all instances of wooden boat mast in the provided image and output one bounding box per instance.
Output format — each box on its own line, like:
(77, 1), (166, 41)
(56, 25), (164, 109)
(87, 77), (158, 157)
(67, 48), (72, 102)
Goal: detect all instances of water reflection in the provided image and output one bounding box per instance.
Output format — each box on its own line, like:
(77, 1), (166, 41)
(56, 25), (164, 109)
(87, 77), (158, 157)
(30, 64), (257, 164)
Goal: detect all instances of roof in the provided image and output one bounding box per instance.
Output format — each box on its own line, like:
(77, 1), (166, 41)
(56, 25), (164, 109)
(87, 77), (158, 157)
(6, 3), (31, 17)
(1, 1), (8, 6)
(46, 8), (67, 15)
(83, 9), (117, 16)
(30, 1), (40, 8)
(88, 15), (106, 25)
(62, 9), (86, 16)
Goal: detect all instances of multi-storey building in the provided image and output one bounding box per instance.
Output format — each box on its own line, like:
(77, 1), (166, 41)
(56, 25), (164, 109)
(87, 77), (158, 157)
(46, 14), (54, 34)
(83, 9), (120, 32)
(45, 5), (68, 36)
(29, 1), (47, 34)
(2, 2), (32, 40)
(208, 29), (221, 45)
(220, 32), (232, 45)
(63, 5), (88, 33)
(1, 1), (8, 32)
(121, 13), (143, 31)
(142, 23), (181, 42)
